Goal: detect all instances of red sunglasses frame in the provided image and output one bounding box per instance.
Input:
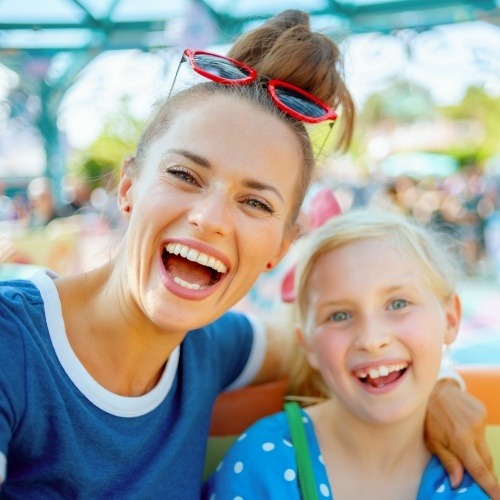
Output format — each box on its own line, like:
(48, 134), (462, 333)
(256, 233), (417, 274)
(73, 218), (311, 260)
(182, 49), (338, 124)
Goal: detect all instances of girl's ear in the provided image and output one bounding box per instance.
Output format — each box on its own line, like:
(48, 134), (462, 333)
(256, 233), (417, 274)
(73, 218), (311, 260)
(443, 294), (462, 345)
(295, 325), (320, 370)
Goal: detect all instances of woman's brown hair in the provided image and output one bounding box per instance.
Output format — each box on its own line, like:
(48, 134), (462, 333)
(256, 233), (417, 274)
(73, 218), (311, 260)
(228, 9), (354, 152)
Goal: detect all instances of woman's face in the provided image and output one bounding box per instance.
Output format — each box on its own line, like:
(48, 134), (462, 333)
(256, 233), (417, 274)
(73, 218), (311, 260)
(119, 94), (302, 333)
(299, 238), (460, 426)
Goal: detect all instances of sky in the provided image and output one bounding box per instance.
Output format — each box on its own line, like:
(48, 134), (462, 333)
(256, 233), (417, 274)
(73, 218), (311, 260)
(54, 19), (500, 149)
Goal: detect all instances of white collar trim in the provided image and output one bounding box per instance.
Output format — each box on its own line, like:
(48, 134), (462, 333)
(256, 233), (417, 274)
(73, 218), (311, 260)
(30, 270), (179, 418)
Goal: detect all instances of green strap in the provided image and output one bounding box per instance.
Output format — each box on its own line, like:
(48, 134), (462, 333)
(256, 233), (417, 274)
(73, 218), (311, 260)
(284, 401), (319, 500)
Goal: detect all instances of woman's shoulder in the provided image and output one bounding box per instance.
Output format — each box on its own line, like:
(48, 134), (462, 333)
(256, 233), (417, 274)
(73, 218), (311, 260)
(0, 277), (41, 302)
(0, 271), (54, 348)
(0, 276), (44, 323)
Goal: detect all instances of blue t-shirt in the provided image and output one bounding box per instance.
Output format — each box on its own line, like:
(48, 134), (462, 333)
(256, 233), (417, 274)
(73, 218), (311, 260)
(204, 409), (489, 499)
(0, 271), (265, 499)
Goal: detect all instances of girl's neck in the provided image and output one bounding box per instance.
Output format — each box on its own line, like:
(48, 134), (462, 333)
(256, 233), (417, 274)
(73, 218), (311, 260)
(307, 399), (431, 500)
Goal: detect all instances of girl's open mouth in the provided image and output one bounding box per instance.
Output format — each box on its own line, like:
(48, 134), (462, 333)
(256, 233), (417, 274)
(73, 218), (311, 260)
(354, 363), (409, 388)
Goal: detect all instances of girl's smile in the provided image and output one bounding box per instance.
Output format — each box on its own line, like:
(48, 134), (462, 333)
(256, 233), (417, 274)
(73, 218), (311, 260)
(301, 237), (459, 425)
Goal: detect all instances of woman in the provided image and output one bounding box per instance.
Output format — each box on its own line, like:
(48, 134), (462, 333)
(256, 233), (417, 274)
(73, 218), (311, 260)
(0, 9), (496, 499)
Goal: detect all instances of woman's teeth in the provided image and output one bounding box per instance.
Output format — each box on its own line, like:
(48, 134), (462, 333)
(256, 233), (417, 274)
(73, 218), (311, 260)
(165, 243), (228, 273)
(172, 277), (205, 290)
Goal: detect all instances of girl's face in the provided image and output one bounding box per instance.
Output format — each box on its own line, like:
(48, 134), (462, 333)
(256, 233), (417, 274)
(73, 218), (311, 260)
(118, 94), (302, 333)
(299, 238), (460, 425)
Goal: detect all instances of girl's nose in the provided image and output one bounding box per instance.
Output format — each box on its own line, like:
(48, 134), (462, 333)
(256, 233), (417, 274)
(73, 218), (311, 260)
(354, 318), (392, 353)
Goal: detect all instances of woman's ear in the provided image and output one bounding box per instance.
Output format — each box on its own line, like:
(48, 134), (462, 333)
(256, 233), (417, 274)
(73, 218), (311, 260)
(444, 294), (462, 345)
(262, 234), (294, 274)
(118, 157), (135, 217)
(295, 325), (319, 370)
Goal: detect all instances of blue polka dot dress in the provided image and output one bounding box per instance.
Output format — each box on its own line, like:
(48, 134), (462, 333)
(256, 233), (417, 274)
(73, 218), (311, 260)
(203, 408), (489, 499)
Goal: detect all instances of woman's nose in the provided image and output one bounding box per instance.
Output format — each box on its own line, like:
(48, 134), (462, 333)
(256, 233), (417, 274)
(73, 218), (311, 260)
(187, 190), (233, 236)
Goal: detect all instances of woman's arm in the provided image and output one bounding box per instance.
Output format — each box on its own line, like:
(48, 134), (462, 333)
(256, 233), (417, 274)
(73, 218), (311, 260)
(425, 378), (500, 499)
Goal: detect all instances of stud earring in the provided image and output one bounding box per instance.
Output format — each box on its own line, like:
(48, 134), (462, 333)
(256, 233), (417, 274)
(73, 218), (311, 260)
(266, 263), (273, 270)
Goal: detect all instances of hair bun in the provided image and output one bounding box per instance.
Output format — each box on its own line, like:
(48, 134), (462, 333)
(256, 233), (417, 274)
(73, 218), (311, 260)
(264, 9), (310, 30)
(228, 9), (355, 152)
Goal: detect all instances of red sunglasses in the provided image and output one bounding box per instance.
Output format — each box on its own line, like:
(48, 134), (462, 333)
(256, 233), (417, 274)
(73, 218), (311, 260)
(169, 49), (338, 124)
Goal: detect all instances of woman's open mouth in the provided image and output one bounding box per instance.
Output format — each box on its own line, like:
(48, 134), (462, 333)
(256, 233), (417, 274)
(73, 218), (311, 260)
(162, 243), (228, 291)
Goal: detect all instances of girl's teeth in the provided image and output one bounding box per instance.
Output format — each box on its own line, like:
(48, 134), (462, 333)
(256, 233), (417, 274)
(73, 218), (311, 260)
(378, 366), (389, 376)
(356, 363), (407, 380)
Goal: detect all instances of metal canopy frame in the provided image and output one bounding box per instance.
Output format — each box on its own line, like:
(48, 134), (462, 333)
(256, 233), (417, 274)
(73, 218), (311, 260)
(0, 0), (498, 198)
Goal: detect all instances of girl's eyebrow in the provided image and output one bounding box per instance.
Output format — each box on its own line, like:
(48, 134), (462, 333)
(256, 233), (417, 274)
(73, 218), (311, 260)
(163, 148), (285, 203)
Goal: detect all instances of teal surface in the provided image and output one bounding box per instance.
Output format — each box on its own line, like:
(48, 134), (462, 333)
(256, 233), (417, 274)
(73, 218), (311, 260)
(452, 279), (500, 366)
(0, 263), (43, 281)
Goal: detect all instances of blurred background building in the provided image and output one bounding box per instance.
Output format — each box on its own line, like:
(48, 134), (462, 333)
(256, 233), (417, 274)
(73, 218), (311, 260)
(0, 0), (499, 363)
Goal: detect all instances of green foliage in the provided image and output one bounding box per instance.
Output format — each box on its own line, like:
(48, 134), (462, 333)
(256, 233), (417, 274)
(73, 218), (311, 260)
(69, 99), (145, 190)
(439, 86), (500, 164)
(351, 81), (498, 170)
(359, 79), (435, 127)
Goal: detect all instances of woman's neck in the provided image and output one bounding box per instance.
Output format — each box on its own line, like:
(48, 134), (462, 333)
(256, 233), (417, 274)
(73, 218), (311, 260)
(56, 261), (186, 397)
(307, 398), (431, 500)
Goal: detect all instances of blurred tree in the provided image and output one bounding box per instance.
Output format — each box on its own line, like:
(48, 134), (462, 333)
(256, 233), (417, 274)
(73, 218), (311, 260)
(348, 78), (436, 160)
(359, 78), (435, 126)
(439, 86), (500, 167)
(348, 81), (499, 170)
(68, 98), (144, 191)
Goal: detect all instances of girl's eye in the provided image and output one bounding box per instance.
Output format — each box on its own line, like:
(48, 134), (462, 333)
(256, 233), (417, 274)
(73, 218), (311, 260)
(166, 167), (199, 186)
(329, 311), (351, 322)
(389, 299), (408, 310)
(244, 198), (274, 214)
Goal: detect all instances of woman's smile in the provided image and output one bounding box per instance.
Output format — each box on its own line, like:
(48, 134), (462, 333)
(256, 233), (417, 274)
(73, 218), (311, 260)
(122, 94), (301, 330)
(159, 239), (230, 299)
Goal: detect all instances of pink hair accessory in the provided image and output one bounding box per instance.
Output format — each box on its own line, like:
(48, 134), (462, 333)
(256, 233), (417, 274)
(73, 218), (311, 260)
(280, 187), (342, 303)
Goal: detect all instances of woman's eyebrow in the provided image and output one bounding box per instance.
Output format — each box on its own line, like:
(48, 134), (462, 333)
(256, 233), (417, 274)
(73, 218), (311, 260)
(242, 178), (284, 203)
(164, 148), (285, 202)
(163, 148), (212, 169)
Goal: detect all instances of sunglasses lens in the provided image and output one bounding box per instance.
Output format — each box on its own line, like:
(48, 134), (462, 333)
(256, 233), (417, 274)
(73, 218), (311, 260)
(192, 54), (252, 80)
(273, 85), (327, 119)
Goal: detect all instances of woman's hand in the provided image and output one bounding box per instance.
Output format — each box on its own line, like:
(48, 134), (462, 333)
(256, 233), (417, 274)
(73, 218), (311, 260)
(425, 378), (500, 499)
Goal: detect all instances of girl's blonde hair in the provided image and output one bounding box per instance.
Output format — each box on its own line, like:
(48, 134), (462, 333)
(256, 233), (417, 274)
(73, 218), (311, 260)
(288, 208), (460, 401)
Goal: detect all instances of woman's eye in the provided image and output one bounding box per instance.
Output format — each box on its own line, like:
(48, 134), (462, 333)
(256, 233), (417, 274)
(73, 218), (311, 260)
(245, 198), (274, 214)
(389, 299), (408, 310)
(166, 167), (199, 186)
(329, 311), (351, 322)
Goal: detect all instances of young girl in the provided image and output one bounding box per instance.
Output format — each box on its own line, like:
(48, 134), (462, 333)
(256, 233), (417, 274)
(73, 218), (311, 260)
(204, 209), (490, 499)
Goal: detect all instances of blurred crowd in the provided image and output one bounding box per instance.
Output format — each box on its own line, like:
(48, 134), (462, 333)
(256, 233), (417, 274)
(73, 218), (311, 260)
(317, 164), (500, 281)
(0, 164), (499, 281)
(0, 174), (122, 275)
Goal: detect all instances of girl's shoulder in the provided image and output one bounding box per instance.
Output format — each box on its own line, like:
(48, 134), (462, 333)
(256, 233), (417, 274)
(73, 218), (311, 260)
(418, 456), (490, 499)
